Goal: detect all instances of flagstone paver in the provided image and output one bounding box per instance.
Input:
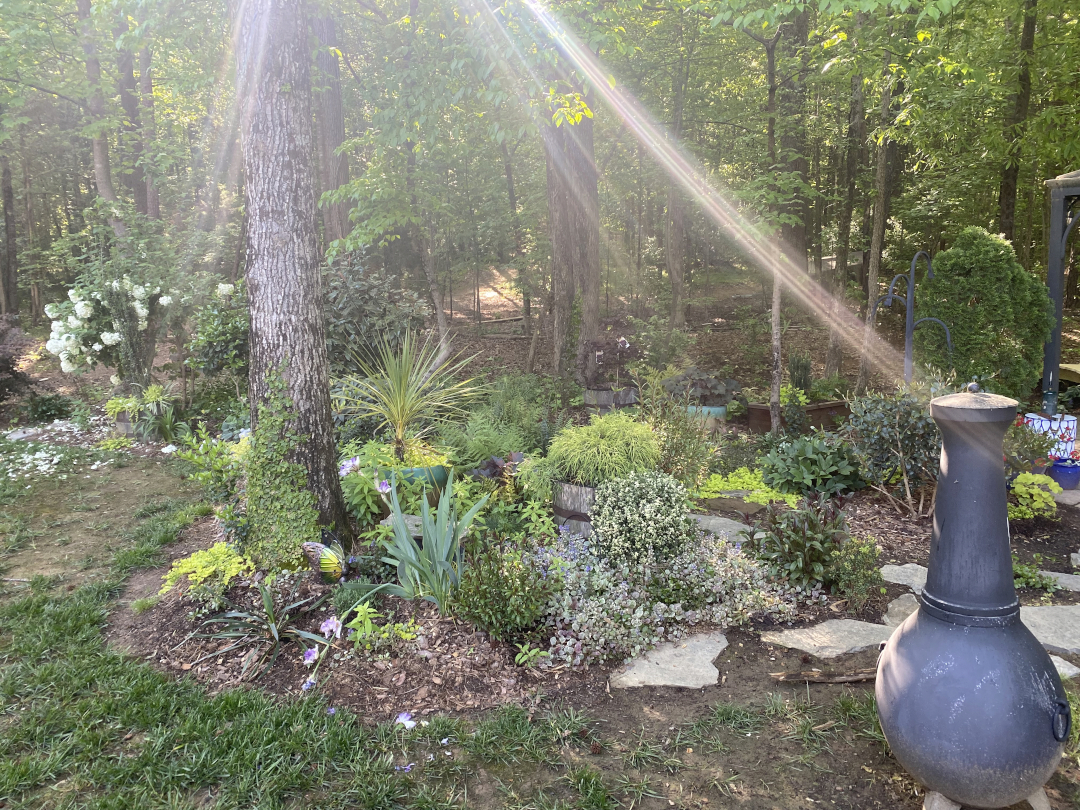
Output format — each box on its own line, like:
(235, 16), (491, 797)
(693, 514), (746, 539)
(609, 632), (728, 689)
(1044, 571), (1080, 592)
(760, 620), (893, 658)
(1054, 488), (1080, 508)
(883, 593), (919, 627)
(1018, 605), (1080, 655)
(1051, 655), (1080, 680)
(881, 563), (927, 594)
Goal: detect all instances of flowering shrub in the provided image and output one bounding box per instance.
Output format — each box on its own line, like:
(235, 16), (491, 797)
(530, 532), (794, 666)
(591, 472), (695, 563)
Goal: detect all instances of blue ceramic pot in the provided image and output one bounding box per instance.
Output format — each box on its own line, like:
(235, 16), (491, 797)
(380, 465), (450, 489)
(688, 405), (727, 420)
(1048, 460), (1080, 491)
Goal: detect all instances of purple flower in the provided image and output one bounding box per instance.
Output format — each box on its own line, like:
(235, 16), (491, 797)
(301, 677), (316, 691)
(303, 647), (318, 666)
(394, 762), (415, 772)
(338, 457), (361, 477)
(320, 617), (342, 639)
(377, 479), (392, 494)
(395, 712), (417, 730)
(327, 707), (336, 716)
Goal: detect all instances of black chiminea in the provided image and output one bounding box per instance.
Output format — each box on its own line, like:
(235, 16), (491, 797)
(876, 391), (1071, 809)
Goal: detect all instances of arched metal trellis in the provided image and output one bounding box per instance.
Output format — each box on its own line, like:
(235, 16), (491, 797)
(870, 251), (953, 384)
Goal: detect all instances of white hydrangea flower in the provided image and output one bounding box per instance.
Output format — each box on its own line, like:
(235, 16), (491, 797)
(60, 359), (75, 373)
(91, 343), (103, 352)
(137, 320), (148, 331)
(132, 285), (147, 301)
(133, 301), (149, 319)
(68, 288), (82, 303)
(158, 295), (173, 307)
(91, 292), (102, 301)
(67, 315), (83, 329)
(216, 282), (235, 299)
(111, 279), (121, 291)
(74, 301), (94, 319)
(45, 338), (63, 355)
(110, 374), (121, 385)
(44, 304), (59, 319)
(100, 332), (122, 346)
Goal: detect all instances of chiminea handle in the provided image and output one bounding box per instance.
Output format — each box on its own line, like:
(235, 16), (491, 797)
(1052, 699), (1072, 742)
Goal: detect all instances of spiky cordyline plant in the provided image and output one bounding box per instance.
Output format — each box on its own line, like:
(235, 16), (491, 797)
(334, 330), (482, 461)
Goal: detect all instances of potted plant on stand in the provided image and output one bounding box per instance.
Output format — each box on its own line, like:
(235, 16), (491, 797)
(662, 367), (743, 431)
(334, 331), (481, 491)
(544, 412), (661, 536)
(581, 336), (640, 413)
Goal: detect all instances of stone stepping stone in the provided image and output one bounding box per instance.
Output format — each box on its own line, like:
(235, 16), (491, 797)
(1071, 552), (1080, 569)
(881, 563), (927, 594)
(1019, 605), (1080, 655)
(5, 428), (40, 441)
(380, 514), (423, 539)
(1054, 489), (1080, 508)
(883, 593), (919, 627)
(761, 620), (893, 659)
(1044, 570), (1080, 592)
(693, 514), (746, 539)
(610, 632), (728, 689)
(1051, 655), (1080, 680)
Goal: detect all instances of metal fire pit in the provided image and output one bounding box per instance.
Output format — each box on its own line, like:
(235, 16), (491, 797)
(876, 391), (1071, 809)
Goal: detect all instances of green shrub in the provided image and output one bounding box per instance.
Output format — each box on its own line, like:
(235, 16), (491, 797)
(591, 472), (695, 563)
(1004, 419), (1059, 477)
(178, 426), (245, 502)
(454, 539), (560, 641)
(340, 473), (387, 528)
(442, 416), (530, 469)
(827, 536), (883, 611)
(160, 542), (253, 610)
(25, 392), (75, 423)
(1013, 553), (1060, 594)
(187, 281), (250, 379)
(696, 468), (800, 508)
(844, 393), (940, 514)
(788, 352), (812, 395)
(1008, 473), (1061, 521)
(761, 435), (863, 496)
(809, 375), (850, 402)
(547, 412), (660, 487)
(914, 227), (1053, 398)
(711, 432), (766, 475)
(740, 495), (850, 589)
(635, 372), (712, 490)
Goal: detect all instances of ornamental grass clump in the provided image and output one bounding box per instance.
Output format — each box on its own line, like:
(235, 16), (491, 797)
(546, 412), (660, 488)
(528, 532), (794, 667)
(591, 472), (695, 563)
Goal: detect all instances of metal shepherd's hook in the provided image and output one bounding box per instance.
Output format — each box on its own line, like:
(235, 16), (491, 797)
(869, 250), (954, 384)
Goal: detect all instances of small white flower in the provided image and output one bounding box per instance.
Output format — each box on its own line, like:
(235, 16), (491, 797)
(45, 339), (63, 355)
(100, 332), (122, 346)
(133, 302), (149, 319)
(91, 343), (103, 353)
(67, 315), (83, 329)
(60, 359), (75, 373)
(137, 320), (148, 331)
(68, 288), (82, 303)
(161, 444), (177, 454)
(216, 282), (235, 299)
(110, 374), (121, 385)
(44, 304), (60, 319)
(158, 295), (173, 307)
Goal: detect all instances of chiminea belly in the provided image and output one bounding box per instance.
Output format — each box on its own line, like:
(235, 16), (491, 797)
(877, 609), (1067, 809)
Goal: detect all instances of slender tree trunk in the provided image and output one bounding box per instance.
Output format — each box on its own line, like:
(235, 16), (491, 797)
(139, 40), (161, 219)
(113, 14), (148, 215)
(856, 58), (895, 394)
(234, 0), (351, 543)
(312, 14), (350, 247)
(997, 0), (1037, 242)
(666, 25), (692, 329)
(825, 66), (865, 378)
(570, 102), (600, 386)
(0, 155), (16, 316)
(501, 140), (530, 333)
(422, 214), (450, 362)
(76, 0), (126, 239)
(543, 121), (575, 377)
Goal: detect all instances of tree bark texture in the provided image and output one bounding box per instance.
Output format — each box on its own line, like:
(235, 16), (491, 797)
(139, 41), (161, 219)
(76, 0), (126, 239)
(234, 0), (351, 541)
(113, 15), (148, 216)
(312, 14), (350, 247)
(856, 60), (895, 395)
(1, 155), (16, 315)
(542, 121), (576, 377)
(996, 0), (1037, 243)
(824, 68), (865, 378)
(569, 108), (601, 386)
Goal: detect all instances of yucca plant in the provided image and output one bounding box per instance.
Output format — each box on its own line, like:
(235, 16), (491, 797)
(381, 472), (488, 614)
(334, 331), (482, 461)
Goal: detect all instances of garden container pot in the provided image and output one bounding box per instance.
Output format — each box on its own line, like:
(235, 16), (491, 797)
(612, 386), (639, 408)
(584, 386), (638, 413)
(1023, 412), (1077, 459)
(747, 399), (850, 433)
(554, 481), (595, 538)
(380, 465), (450, 490)
(114, 411), (135, 438)
(687, 404), (726, 432)
(1048, 460), (1080, 490)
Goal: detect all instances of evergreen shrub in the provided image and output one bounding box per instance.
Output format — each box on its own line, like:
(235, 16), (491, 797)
(590, 472), (695, 563)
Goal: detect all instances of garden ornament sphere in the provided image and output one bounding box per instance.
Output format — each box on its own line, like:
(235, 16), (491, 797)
(876, 391), (1070, 809)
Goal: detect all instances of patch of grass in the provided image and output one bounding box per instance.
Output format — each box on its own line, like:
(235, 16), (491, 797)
(130, 595), (160, 614)
(561, 766), (616, 810)
(708, 701), (764, 734)
(614, 774), (661, 809)
(832, 691), (888, 752)
(463, 706), (560, 767)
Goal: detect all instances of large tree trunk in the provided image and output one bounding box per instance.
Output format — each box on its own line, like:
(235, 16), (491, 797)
(543, 121), (575, 378)
(996, 0), (1037, 242)
(139, 40), (161, 219)
(76, 0), (126, 239)
(856, 58), (895, 395)
(312, 14), (350, 247)
(235, 0), (351, 543)
(824, 66), (865, 378)
(570, 107), (600, 386)
(0, 155), (16, 316)
(113, 14), (148, 216)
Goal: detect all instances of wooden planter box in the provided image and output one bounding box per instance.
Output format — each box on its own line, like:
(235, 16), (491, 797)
(747, 400), (850, 434)
(554, 481), (595, 538)
(583, 386), (638, 413)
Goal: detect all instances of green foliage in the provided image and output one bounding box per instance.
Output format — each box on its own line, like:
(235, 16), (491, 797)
(187, 281), (250, 379)
(827, 537), (884, 611)
(159, 542), (253, 610)
(809, 375), (851, 403)
(244, 374), (322, 569)
(547, 412), (661, 487)
(340, 473), (387, 528)
(514, 643), (549, 668)
(741, 495), (851, 589)
(914, 228), (1053, 398)
(627, 316), (691, 370)
(787, 352), (812, 395)
(661, 366), (742, 407)
(761, 435), (863, 496)
(323, 260), (428, 376)
(95, 437), (133, 451)
(442, 415), (529, 469)
(343, 603), (419, 653)
(844, 393), (940, 514)
(697, 468), (800, 508)
(635, 371), (712, 490)
(1012, 554), (1060, 595)
(178, 426), (246, 503)
(591, 472), (695, 563)
(1004, 420), (1059, 476)
(484, 374), (567, 454)
(1008, 473), (1061, 521)
(334, 331), (482, 462)
(455, 539), (560, 642)
(380, 473), (489, 614)
(332, 580), (388, 618)
(24, 392), (74, 423)
(711, 431), (766, 475)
